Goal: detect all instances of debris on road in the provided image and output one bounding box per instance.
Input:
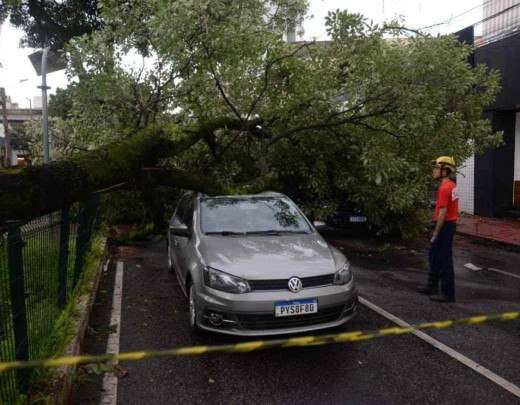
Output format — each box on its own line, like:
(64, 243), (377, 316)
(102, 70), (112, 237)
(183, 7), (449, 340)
(464, 263), (483, 271)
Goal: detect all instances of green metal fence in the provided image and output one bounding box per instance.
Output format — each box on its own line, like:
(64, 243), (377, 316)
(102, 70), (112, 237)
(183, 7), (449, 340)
(0, 197), (100, 403)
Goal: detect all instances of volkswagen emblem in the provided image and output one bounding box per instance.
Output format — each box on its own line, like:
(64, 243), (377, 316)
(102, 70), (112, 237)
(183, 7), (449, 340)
(288, 277), (303, 293)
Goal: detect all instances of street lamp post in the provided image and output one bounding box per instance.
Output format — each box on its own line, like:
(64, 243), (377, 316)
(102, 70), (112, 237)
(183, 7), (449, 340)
(0, 87), (11, 167)
(39, 47), (51, 163)
(28, 47), (65, 165)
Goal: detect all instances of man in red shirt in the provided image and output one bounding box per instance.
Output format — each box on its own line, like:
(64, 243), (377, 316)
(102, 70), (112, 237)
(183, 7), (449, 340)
(418, 156), (458, 302)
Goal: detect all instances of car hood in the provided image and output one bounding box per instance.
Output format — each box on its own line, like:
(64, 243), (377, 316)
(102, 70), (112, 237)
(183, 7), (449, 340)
(198, 233), (342, 279)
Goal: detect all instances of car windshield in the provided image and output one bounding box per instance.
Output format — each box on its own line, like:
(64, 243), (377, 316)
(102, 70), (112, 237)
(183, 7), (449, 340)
(200, 197), (312, 234)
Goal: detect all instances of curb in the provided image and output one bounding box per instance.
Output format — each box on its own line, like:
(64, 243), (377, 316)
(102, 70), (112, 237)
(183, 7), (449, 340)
(456, 231), (520, 252)
(51, 238), (108, 405)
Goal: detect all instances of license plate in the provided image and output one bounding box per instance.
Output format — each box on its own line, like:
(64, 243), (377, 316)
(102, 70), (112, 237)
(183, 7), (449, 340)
(349, 216), (367, 223)
(275, 299), (318, 317)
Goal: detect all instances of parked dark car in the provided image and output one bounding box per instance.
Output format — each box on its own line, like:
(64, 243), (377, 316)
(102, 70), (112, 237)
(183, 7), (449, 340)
(325, 206), (368, 233)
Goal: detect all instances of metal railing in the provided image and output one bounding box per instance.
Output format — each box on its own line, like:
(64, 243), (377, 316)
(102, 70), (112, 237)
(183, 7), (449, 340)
(0, 197), (100, 403)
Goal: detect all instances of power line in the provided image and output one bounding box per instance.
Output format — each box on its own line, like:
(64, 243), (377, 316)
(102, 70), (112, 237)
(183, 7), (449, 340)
(419, 0), (493, 31)
(475, 17), (520, 47)
(474, 1), (520, 27)
(418, 1), (520, 33)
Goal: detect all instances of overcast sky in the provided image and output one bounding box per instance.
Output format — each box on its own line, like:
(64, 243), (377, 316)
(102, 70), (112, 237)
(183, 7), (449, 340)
(0, 0), (483, 108)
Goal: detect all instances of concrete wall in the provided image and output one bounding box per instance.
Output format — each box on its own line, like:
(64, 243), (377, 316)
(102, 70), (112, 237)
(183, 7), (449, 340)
(457, 155), (475, 214)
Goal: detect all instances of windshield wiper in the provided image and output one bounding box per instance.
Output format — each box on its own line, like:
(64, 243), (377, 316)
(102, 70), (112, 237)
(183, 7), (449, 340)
(245, 230), (281, 235)
(205, 231), (246, 236)
(245, 229), (309, 235)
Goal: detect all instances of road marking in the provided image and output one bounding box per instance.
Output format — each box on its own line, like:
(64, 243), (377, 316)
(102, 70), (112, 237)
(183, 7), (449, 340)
(487, 267), (520, 281)
(359, 296), (520, 399)
(100, 261), (124, 405)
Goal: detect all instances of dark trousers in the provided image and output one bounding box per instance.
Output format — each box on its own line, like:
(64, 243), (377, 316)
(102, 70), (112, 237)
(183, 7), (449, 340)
(427, 221), (456, 299)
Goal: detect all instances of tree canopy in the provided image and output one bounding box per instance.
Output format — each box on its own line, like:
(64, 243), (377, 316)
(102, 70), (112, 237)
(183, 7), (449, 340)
(0, 0), (501, 235)
(0, 0), (102, 49)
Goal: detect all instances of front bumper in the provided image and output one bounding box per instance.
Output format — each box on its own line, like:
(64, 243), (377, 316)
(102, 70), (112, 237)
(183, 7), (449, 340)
(195, 281), (358, 336)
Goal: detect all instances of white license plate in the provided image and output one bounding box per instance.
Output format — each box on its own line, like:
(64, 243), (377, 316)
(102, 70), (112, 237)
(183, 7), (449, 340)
(349, 216), (367, 223)
(275, 299), (318, 317)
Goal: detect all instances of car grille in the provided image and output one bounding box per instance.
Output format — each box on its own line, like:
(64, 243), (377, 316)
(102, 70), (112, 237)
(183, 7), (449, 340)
(236, 305), (345, 330)
(248, 274), (335, 291)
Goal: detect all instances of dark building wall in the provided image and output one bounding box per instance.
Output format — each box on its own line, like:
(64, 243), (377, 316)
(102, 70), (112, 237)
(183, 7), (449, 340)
(475, 32), (520, 110)
(475, 111), (516, 216)
(472, 31), (519, 217)
(455, 26), (475, 66)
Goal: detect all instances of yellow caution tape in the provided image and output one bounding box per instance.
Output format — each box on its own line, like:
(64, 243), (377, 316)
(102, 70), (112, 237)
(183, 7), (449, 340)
(0, 311), (518, 373)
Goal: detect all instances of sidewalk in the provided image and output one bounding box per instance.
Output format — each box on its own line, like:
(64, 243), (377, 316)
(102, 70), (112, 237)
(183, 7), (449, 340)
(457, 215), (520, 248)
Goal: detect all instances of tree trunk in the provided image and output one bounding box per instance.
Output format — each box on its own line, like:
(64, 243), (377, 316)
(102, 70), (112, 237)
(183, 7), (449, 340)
(0, 117), (260, 223)
(0, 127), (216, 222)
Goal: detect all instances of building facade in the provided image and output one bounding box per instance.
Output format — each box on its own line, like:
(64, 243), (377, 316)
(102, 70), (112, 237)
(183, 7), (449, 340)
(456, 0), (520, 216)
(0, 96), (42, 167)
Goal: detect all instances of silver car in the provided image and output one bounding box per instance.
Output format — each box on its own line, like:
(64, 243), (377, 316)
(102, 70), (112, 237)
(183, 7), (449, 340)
(167, 192), (358, 336)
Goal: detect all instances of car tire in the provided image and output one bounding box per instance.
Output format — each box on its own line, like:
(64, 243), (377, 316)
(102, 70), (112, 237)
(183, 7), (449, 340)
(188, 284), (200, 332)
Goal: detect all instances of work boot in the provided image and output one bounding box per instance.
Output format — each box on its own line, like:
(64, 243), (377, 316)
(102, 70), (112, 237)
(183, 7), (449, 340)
(417, 286), (437, 295)
(429, 294), (455, 303)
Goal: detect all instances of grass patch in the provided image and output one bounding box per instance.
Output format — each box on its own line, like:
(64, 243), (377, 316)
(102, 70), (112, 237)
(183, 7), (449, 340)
(27, 236), (106, 405)
(0, 225), (105, 405)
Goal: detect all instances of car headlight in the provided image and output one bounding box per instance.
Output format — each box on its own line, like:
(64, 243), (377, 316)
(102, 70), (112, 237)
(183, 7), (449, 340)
(333, 262), (353, 285)
(203, 267), (251, 294)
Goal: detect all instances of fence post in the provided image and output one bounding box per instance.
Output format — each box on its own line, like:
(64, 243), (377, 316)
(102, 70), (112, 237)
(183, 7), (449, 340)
(73, 204), (88, 288)
(6, 221), (29, 394)
(58, 208), (70, 308)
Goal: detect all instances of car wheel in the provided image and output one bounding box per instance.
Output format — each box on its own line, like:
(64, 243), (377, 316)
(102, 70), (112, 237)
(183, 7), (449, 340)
(188, 284), (200, 331)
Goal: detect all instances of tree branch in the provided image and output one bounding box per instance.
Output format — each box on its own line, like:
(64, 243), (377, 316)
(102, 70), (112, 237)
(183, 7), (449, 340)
(268, 105), (397, 145)
(201, 41), (243, 121)
(382, 25), (427, 38)
(246, 41), (313, 120)
(141, 167), (225, 195)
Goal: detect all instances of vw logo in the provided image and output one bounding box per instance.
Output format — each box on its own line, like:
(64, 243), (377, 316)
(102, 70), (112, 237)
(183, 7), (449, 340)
(288, 277), (303, 293)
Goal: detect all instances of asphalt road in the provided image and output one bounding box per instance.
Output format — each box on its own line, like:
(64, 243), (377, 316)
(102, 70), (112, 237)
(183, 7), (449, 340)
(74, 235), (520, 405)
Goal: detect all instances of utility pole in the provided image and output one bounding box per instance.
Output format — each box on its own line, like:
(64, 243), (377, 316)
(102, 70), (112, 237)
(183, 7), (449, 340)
(0, 87), (11, 167)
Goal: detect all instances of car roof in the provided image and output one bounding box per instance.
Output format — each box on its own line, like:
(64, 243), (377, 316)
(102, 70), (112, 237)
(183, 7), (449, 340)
(200, 192), (288, 199)
(199, 191), (287, 199)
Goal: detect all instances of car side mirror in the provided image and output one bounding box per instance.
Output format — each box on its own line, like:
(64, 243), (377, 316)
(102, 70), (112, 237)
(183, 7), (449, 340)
(170, 223), (191, 237)
(313, 220), (327, 231)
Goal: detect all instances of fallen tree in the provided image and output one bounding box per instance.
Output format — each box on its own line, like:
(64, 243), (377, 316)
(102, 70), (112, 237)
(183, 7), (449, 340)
(0, 1), (503, 236)
(0, 125), (220, 222)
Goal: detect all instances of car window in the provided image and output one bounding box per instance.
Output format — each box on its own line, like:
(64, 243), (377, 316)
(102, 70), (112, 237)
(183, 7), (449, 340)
(175, 195), (188, 220)
(175, 193), (194, 227)
(200, 197), (312, 234)
(182, 197), (194, 228)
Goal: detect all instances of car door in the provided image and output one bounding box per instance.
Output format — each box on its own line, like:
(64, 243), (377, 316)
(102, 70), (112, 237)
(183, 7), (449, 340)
(170, 194), (194, 286)
(169, 194), (188, 274)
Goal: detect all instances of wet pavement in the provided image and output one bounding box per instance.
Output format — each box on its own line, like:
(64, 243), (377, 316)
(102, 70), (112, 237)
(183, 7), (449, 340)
(74, 235), (520, 404)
